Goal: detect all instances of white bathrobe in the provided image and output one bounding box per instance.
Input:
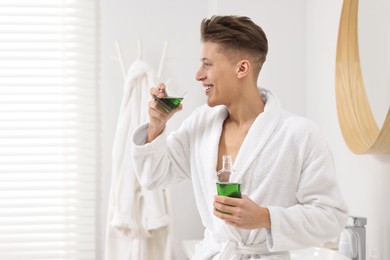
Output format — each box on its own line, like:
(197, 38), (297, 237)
(105, 60), (173, 260)
(131, 89), (348, 259)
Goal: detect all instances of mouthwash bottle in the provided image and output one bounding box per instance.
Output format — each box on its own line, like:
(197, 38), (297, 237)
(216, 154), (241, 198)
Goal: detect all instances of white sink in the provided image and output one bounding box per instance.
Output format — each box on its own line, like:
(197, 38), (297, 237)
(291, 247), (351, 260)
(182, 240), (351, 259)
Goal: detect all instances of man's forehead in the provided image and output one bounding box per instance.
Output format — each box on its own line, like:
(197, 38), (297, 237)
(202, 41), (221, 51)
(201, 42), (224, 58)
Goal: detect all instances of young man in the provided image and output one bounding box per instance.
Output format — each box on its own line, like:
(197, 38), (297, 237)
(132, 16), (348, 259)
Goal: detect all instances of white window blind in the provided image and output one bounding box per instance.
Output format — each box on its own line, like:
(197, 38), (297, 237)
(0, 0), (97, 259)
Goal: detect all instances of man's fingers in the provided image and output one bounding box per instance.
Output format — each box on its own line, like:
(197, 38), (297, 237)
(150, 84), (166, 99)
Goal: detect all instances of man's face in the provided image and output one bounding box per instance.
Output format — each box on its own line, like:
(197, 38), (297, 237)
(195, 42), (239, 107)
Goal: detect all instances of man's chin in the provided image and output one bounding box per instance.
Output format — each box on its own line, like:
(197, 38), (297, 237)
(206, 100), (217, 107)
(206, 97), (222, 107)
(207, 102), (222, 107)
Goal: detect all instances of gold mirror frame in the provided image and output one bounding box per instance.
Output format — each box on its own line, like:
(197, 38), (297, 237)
(336, 0), (390, 154)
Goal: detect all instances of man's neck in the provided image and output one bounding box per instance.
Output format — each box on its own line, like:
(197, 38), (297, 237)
(225, 86), (265, 127)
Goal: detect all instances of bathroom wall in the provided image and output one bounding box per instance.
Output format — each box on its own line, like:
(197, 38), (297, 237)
(306, 1), (390, 259)
(99, 0), (390, 259)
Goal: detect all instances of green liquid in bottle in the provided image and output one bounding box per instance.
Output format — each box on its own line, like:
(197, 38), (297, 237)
(216, 182), (241, 198)
(216, 182), (241, 214)
(216, 155), (241, 214)
(155, 96), (183, 113)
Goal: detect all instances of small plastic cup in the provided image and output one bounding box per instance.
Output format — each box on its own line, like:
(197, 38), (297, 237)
(155, 77), (187, 113)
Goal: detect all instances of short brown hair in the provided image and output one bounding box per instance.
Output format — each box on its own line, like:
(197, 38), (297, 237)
(200, 15), (268, 75)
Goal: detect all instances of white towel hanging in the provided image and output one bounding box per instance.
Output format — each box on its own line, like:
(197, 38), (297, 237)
(104, 60), (173, 260)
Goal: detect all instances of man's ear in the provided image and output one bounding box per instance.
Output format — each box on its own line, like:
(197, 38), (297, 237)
(236, 60), (250, 79)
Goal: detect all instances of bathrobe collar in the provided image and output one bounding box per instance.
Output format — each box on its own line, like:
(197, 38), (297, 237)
(212, 88), (283, 251)
(215, 88), (283, 184)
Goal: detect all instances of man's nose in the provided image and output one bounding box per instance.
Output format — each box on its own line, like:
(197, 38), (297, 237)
(195, 68), (205, 81)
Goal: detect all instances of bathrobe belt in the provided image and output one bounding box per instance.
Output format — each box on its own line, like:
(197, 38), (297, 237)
(218, 240), (288, 259)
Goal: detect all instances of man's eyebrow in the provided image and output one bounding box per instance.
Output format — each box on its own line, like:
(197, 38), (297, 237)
(200, 58), (209, 62)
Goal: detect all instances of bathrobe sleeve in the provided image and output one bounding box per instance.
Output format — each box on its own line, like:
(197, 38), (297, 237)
(266, 120), (348, 251)
(131, 121), (191, 190)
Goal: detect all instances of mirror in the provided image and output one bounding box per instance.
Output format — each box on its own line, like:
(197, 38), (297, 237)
(358, 0), (390, 129)
(335, 0), (390, 154)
